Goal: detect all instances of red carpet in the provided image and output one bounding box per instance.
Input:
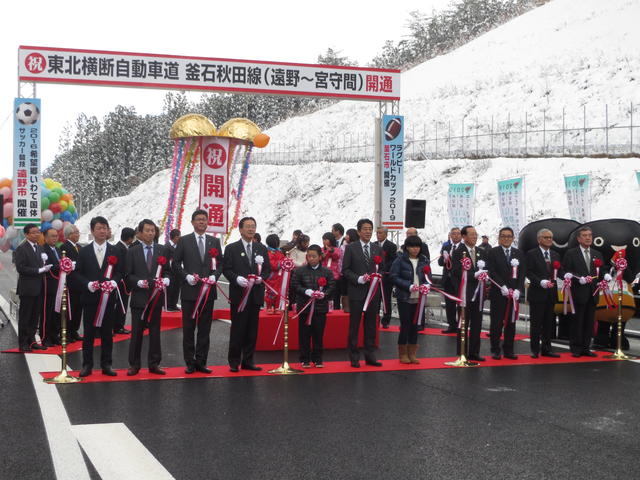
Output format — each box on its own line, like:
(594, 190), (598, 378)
(39, 351), (618, 384)
(2, 311), (183, 355)
(382, 325), (529, 341)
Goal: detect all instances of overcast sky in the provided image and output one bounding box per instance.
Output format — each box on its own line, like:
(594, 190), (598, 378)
(0, 0), (452, 179)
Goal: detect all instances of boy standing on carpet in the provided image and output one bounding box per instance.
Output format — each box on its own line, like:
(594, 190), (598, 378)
(290, 244), (335, 368)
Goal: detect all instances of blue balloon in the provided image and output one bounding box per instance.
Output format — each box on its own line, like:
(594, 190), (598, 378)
(2, 218), (7, 228)
(61, 211), (71, 221)
(41, 221), (52, 231)
(41, 187), (51, 198)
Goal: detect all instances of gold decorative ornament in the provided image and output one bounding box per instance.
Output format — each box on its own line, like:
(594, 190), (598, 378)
(170, 114), (217, 139)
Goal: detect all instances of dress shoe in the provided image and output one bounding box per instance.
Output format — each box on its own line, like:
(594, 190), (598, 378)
(185, 365), (196, 374)
(350, 360), (360, 368)
(314, 362), (324, 368)
(582, 351), (597, 357)
(229, 366), (239, 373)
(491, 354), (502, 360)
(441, 328), (458, 334)
(381, 324), (389, 329)
(241, 364), (262, 371)
(530, 353), (539, 359)
(114, 328), (131, 335)
(365, 359), (382, 367)
(79, 365), (93, 377)
(541, 351), (560, 358)
(127, 367), (140, 376)
(102, 366), (117, 376)
(468, 355), (485, 362)
(571, 353), (581, 358)
(504, 353), (518, 360)
(301, 362), (311, 368)
(195, 365), (213, 374)
(149, 366), (166, 375)
(31, 343), (47, 350)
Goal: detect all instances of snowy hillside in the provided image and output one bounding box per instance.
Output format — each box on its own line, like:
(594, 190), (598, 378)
(78, 0), (640, 261)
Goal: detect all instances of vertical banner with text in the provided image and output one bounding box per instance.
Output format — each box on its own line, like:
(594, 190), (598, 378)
(380, 115), (404, 230)
(497, 177), (526, 239)
(13, 98), (41, 228)
(564, 174), (590, 223)
(199, 137), (229, 234)
(447, 183), (475, 228)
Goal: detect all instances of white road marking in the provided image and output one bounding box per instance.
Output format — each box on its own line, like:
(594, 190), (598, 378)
(71, 423), (175, 480)
(0, 294), (90, 480)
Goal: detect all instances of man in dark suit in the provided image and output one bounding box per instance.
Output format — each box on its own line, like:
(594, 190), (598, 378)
(173, 210), (224, 374)
(61, 224), (83, 341)
(112, 227), (134, 335)
(15, 224), (51, 351)
(332, 223), (345, 247)
(451, 225), (488, 361)
(72, 216), (123, 377)
(41, 228), (62, 346)
(525, 228), (561, 358)
(561, 226), (604, 357)
(375, 226), (397, 328)
(342, 218), (384, 367)
(163, 228), (181, 311)
(125, 219), (170, 376)
(223, 216), (270, 372)
(487, 227), (525, 360)
(438, 227), (462, 333)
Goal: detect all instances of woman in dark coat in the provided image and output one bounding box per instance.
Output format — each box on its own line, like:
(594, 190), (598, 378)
(390, 235), (430, 363)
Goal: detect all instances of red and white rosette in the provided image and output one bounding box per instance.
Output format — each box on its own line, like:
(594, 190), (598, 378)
(593, 258), (602, 278)
(552, 261), (561, 281)
(278, 257), (295, 311)
(503, 289), (520, 326)
(614, 256), (628, 291)
(94, 256), (119, 327)
(593, 279), (615, 308)
(458, 256), (472, 309)
(562, 275), (575, 315)
(471, 259), (488, 311)
(362, 255), (386, 314)
(510, 258), (519, 279)
(293, 276), (328, 325)
(412, 283), (431, 325)
(54, 256), (74, 313)
(142, 256), (167, 320)
(209, 248), (218, 272)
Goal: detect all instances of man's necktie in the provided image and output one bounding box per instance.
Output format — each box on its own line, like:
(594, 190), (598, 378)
(53, 248), (59, 261)
(584, 248), (591, 271)
(246, 242), (253, 265)
(469, 248), (476, 267)
(198, 235), (205, 262)
(146, 245), (153, 271)
(505, 248), (510, 262)
(363, 243), (370, 266)
(544, 250), (551, 272)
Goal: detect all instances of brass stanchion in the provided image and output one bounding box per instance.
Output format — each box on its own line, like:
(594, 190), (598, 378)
(269, 308), (303, 375)
(445, 304), (478, 367)
(45, 252), (81, 384)
(605, 283), (632, 360)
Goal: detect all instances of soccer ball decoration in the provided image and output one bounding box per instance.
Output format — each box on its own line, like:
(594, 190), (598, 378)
(15, 102), (40, 126)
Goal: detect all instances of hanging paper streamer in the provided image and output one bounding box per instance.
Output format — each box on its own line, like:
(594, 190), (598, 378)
(225, 144), (253, 245)
(161, 138), (185, 241)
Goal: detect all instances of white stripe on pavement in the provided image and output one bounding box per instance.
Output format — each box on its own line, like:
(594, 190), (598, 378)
(0, 294), (90, 480)
(71, 423), (175, 480)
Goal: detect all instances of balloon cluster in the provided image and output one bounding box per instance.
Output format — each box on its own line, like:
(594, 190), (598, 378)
(0, 177), (78, 251)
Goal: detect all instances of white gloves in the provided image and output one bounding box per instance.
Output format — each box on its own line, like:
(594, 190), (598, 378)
(254, 276), (263, 284)
(88, 282), (98, 293)
(163, 277), (171, 286)
(71, 261), (76, 270)
(513, 289), (520, 300)
(410, 284), (420, 292)
(442, 250), (450, 260)
(38, 264), (53, 274)
(236, 276), (249, 288)
(109, 280), (118, 289)
(604, 273), (612, 282)
(357, 275), (368, 285)
(540, 279), (550, 289)
(500, 285), (509, 296)
(137, 280), (148, 289)
(208, 275), (216, 283)
(186, 274), (197, 286)
(316, 291), (325, 299)
(579, 276), (588, 285)
(474, 269), (487, 279)
(305, 289), (314, 297)
(564, 273), (573, 280)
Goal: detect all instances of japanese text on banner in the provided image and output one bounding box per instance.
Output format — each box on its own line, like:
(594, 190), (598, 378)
(199, 137), (229, 234)
(497, 177), (525, 239)
(447, 183), (475, 228)
(13, 98), (41, 227)
(564, 174), (590, 223)
(380, 115), (404, 229)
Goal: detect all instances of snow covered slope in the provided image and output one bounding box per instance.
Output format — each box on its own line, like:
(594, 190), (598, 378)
(78, 0), (640, 256)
